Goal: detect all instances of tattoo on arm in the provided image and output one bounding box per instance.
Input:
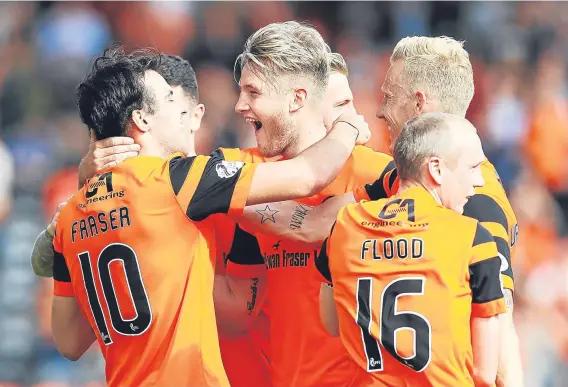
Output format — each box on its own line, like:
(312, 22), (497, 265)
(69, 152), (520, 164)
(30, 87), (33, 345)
(289, 203), (313, 230)
(256, 205), (279, 224)
(247, 277), (259, 315)
(503, 288), (514, 311)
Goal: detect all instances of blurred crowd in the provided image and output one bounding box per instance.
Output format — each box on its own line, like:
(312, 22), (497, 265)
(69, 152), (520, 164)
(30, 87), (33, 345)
(1, 1), (568, 386)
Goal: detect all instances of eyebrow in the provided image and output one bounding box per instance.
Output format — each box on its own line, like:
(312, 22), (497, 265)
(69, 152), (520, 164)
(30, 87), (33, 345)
(241, 83), (260, 91)
(165, 89), (173, 100)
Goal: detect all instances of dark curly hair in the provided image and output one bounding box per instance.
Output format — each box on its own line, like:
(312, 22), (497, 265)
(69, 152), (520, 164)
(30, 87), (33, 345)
(77, 45), (161, 140)
(157, 55), (199, 102)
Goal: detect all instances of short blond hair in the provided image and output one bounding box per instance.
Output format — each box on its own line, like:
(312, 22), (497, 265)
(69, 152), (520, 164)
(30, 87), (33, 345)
(391, 36), (474, 116)
(394, 113), (477, 182)
(235, 21), (330, 100)
(328, 52), (348, 76)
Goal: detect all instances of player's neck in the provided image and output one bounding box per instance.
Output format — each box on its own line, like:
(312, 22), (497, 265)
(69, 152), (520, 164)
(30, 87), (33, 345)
(282, 117), (326, 159)
(135, 136), (170, 159)
(397, 180), (443, 206)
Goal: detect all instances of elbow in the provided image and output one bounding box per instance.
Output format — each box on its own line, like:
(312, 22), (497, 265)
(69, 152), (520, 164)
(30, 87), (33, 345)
(473, 369), (497, 387)
(51, 328), (89, 361)
(217, 314), (254, 338)
(55, 342), (86, 361)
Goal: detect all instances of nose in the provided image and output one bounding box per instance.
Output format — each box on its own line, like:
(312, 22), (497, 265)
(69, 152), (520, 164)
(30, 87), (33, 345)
(473, 168), (485, 189)
(235, 94), (249, 114)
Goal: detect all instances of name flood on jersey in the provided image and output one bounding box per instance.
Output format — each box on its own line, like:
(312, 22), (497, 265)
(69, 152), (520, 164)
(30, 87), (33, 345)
(360, 237), (425, 261)
(71, 206), (132, 243)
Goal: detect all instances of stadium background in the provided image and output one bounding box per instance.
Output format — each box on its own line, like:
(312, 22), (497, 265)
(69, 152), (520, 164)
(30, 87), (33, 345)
(0, 1), (566, 386)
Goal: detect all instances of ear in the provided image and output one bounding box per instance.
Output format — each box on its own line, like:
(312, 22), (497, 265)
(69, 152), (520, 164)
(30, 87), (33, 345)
(414, 90), (426, 114)
(190, 104), (205, 133)
(427, 156), (443, 185)
(131, 109), (150, 133)
(290, 88), (307, 113)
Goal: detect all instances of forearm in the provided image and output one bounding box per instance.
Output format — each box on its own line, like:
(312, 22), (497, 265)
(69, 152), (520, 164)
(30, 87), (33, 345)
(236, 201), (319, 245)
(472, 315), (500, 387)
(496, 290), (524, 387)
(31, 229), (55, 277)
(319, 283), (339, 336)
(237, 192), (356, 244)
(246, 123), (359, 205)
(214, 274), (267, 337)
(52, 296), (96, 361)
(293, 123), (358, 196)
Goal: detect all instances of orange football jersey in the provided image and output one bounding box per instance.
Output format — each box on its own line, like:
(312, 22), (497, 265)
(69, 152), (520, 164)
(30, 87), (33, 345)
(228, 146), (395, 387)
(211, 147), (272, 387)
(354, 159), (517, 291)
(52, 153), (257, 387)
(317, 186), (507, 387)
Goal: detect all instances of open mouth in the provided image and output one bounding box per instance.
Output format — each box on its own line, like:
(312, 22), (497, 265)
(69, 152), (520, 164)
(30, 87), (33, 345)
(246, 117), (263, 132)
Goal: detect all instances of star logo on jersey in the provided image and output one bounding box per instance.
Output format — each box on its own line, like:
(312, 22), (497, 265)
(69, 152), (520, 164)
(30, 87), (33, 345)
(216, 160), (244, 179)
(256, 205), (279, 224)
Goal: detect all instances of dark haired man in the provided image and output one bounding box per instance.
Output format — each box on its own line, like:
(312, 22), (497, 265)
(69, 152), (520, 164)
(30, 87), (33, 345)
(45, 45), (368, 387)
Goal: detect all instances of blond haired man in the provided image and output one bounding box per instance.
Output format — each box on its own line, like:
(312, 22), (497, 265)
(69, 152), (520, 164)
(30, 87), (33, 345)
(222, 21), (394, 387)
(317, 113), (506, 387)
(237, 35), (523, 387)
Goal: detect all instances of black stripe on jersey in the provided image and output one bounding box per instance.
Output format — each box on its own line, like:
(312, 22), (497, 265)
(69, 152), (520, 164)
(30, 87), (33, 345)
(186, 156), (244, 221)
(316, 238), (332, 282)
(53, 251), (71, 283)
(388, 167), (398, 189)
(316, 221), (336, 282)
(364, 160), (396, 201)
(169, 156), (198, 196)
(472, 222), (495, 247)
(469, 256), (503, 303)
(209, 148), (225, 160)
(227, 225), (264, 265)
(463, 194), (509, 231)
(494, 236), (514, 282)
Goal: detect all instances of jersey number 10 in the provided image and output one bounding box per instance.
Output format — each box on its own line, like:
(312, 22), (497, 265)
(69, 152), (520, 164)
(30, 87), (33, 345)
(356, 277), (432, 372)
(78, 243), (152, 345)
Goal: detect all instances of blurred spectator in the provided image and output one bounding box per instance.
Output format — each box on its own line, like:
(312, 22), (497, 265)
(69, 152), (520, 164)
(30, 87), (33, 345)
(0, 138), (14, 223)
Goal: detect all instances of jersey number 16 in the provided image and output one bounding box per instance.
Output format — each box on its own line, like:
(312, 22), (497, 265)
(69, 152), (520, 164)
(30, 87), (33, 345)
(356, 276), (432, 373)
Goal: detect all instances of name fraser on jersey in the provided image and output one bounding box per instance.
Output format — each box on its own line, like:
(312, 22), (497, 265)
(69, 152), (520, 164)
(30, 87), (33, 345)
(71, 206), (132, 243)
(264, 249), (317, 269)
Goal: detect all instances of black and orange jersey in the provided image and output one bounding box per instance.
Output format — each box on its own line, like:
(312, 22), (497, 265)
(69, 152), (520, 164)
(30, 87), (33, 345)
(209, 147), (272, 387)
(462, 160), (518, 291)
(353, 158), (517, 291)
(317, 186), (506, 387)
(228, 146), (395, 387)
(52, 153), (257, 387)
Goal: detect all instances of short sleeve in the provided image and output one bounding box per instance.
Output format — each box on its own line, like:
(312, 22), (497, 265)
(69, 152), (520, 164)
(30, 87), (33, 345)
(226, 225), (266, 278)
(469, 223), (506, 318)
(463, 194), (514, 291)
(53, 251), (74, 297)
(315, 222), (336, 284)
(168, 154), (258, 221)
(353, 161), (398, 202)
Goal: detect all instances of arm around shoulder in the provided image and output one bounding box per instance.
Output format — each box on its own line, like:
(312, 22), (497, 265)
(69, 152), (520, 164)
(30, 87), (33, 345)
(245, 113), (370, 206)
